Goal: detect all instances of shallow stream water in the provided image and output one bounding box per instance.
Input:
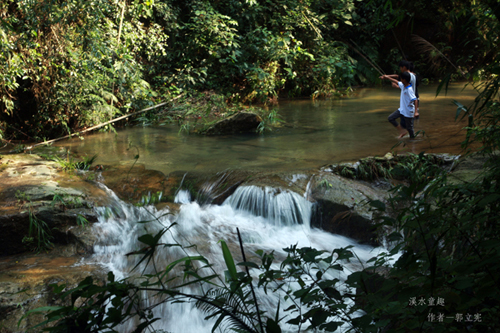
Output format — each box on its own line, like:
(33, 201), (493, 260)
(56, 83), (477, 174)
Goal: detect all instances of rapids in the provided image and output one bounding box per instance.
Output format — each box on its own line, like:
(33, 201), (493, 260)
(90, 184), (396, 332)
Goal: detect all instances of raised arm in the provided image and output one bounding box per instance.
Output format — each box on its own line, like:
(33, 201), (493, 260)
(380, 74), (400, 86)
(380, 74), (399, 79)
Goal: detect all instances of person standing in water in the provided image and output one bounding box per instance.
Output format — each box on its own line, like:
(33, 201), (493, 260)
(380, 71), (417, 138)
(409, 62), (420, 118)
(385, 60), (417, 91)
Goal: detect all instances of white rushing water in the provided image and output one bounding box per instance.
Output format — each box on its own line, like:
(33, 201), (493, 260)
(90, 184), (392, 332)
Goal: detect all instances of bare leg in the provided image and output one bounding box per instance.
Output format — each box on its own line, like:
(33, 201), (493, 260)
(396, 125), (406, 138)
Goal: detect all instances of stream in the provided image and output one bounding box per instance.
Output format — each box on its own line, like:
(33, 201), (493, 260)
(57, 83), (477, 174)
(58, 84), (473, 331)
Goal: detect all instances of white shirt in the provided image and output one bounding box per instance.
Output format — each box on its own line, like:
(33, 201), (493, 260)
(398, 82), (417, 118)
(409, 73), (416, 90)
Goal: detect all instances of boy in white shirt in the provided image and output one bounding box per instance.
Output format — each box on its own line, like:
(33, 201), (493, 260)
(381, 71), (417, 138)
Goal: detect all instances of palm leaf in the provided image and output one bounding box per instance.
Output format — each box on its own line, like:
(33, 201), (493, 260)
(411, 34), (465, 76)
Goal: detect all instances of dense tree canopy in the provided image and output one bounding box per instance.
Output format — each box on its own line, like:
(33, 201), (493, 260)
(1, 0), (498, 140)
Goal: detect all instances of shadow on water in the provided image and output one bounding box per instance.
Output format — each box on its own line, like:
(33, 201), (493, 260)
(56, 83), (477, 174)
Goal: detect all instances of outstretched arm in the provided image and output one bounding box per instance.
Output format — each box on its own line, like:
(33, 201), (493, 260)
(380, 74), (400, 87)
(379, 74), (399, 80)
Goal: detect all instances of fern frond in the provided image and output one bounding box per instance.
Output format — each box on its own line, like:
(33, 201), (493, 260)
(411, 34), (465, 76)
(195, 288), (259, 333)
(99, 89), (118, 104)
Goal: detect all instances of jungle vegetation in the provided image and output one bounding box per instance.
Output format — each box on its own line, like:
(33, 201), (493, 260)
(1, 0), (499, 141)
(11, 0), (500, 331)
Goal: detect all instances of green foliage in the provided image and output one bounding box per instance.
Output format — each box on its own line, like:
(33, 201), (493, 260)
(454, 73), (500, 156)
(51, 192), (88, 210)
(46, 152), (97, 171)
(0, 0), (158, 140)
(15, 191), (54, 252)
(20, 273), (157, 333)
(25, 210), (54, 253)
(331, 153), (448, 185)
(136, 191), (164, 207)
(318, 179), (333, 188)
(76, 214), (89, 227)
(362, 162), (500, 331)
(257, 108), (283, 134)
(257, 245), (358, 332)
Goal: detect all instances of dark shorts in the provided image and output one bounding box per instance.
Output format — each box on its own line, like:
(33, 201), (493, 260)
(388, 110), (415, 138)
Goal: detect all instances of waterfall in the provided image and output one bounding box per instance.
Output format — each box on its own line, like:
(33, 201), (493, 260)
(174, 189), (192, 204)
(224, 185), (312, 227)
(89, 184), (391, 332)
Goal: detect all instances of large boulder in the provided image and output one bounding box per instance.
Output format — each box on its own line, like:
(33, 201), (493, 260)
(0, 154), (107, 256)
(203, 112), (262, 135)
(309, 173), (388, 246)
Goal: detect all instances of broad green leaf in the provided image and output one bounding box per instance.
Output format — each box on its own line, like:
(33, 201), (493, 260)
(220, 240), (238, 282)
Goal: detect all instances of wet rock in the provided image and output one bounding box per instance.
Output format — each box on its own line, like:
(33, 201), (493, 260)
(309, 173), (387, 246)
(324, 152), (459, 182)
(0, 254), (106, 332)
(203, 112), (262, 135)
(447, 153), (487, 185)
(0, 154), (106, 256)
(99, 164), (180, 203)
(181, 169), (254, 205)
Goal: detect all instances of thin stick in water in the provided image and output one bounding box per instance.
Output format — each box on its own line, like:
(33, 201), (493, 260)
(17, 94), (184, 152)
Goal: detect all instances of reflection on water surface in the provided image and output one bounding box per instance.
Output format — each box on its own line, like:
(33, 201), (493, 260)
(57, 83), (477, 174)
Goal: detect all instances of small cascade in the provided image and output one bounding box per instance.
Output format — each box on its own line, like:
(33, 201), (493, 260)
(196, 170), (232, 204)
(174, 189), (192, 204)
(304, 174), (315, 200)
(224, 185), (313, 227)
(88, 183), (393, 332)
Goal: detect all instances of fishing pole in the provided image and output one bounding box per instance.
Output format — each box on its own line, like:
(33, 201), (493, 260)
(348, 39), (386, 76)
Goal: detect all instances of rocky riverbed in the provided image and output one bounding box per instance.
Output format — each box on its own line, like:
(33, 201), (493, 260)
(0, 149), (478, 332)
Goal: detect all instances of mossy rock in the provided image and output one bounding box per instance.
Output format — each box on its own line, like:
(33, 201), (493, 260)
(203, 112), (262, 135)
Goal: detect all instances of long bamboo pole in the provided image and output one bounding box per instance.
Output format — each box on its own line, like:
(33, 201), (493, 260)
(348, 39), (386, 76)
(21, 94), (183, 151)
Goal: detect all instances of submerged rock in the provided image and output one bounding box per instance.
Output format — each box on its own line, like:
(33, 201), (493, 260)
(203, 112), (262, 135)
